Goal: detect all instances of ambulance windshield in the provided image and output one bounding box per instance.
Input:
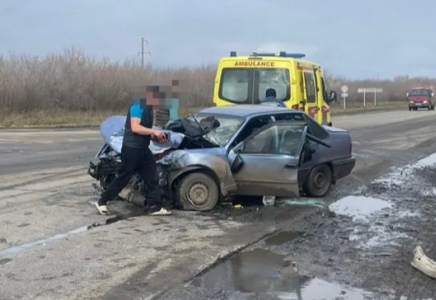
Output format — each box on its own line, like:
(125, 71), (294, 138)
(219, 68), (290, 104)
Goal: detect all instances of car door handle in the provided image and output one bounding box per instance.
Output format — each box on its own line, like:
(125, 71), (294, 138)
(285, 162), (298, 168)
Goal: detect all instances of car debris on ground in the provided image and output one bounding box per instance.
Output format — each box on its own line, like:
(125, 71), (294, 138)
(411, 245), (436, 279)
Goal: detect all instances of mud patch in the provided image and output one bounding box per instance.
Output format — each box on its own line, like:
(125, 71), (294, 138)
(328, 196), (392, 221)
(264, 231), (303, 246)
(0, 258), (13, 265)
(193, 248), (373, 299)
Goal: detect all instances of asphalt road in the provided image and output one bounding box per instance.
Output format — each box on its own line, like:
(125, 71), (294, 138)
(0, 109), (436, 300)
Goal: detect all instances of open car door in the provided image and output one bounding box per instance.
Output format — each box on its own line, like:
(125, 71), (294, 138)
(227, 121), (309, 198)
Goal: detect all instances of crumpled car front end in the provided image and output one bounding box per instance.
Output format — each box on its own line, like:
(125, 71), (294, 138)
(159, 147), (237, 199)
(89, 114), (237, 210)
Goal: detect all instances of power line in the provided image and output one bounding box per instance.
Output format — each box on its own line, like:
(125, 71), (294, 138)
(138, 37), (151, 69)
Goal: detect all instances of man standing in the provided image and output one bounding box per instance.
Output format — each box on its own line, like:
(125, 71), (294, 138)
(94, 90), (171, 216)
(261, 88), (287, 107)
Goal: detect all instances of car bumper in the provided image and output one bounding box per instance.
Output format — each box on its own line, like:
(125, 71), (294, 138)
(88, 160), (121, 180)
(332, 157), (356, 181)
(409, 103), (431, 108)
(88, 162), (98, 179)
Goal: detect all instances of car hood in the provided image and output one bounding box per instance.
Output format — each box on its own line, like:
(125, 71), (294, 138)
(99, 115), (218, 154)
(409, 96), (429, 101)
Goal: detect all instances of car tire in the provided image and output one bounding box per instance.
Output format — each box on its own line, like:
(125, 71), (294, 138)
(409, 107), (412, 111)
(303, 164), (332, 197)
(178, 172), (220, 211)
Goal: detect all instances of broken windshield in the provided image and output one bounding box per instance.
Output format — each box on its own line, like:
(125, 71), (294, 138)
(191, 113), (245, 146)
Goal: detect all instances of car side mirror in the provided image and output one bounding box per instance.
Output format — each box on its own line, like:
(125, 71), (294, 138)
(232, 142), (244, 154)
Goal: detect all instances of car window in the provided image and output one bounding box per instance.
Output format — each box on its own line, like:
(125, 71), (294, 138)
(272, 113), (305, 122)
(230, 115), (273, 148)
(219, 69), (250, 103)
(278, 123), (306, 156)
(304, 72), (317, 103)
(304, 116), (329, 139)
(242, 122), (306, 155)
(191, 113), (245, 146)
(321, 77), (329, 102)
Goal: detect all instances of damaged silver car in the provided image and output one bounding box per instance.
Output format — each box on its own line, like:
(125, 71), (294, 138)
(88, 105), (356, 211)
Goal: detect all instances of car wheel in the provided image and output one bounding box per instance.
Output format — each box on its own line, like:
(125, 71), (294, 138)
(409, 107), (412, 111)
(303, 164), (332, 197)
(178, 172), (219, 211)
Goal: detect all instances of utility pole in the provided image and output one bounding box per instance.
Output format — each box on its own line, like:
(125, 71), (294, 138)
(138, 37), (150, 69)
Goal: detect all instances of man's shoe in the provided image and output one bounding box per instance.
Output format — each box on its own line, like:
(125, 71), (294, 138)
(149, 207), (172, 216)
(94, 201), (109, 215)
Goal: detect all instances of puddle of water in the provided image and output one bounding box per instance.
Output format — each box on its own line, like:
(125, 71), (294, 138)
(278, 198), (326, 208)
(264, 231), (303, 246)
(194, 248), (372, 299)
(328, 196), (392, 222)
(0, 225), (91, 258)
(275, 278), (372, 299)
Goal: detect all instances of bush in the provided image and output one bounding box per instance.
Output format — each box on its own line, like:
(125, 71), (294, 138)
(1, 47), (435, 118)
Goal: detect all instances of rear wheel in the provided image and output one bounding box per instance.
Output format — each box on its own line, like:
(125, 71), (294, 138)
(409, 107), (412, 111)
(178, 172), (219, 211)
(303, 164), (332, 197)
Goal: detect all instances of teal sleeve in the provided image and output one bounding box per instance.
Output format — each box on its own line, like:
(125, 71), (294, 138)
(130, 104), (143, 118)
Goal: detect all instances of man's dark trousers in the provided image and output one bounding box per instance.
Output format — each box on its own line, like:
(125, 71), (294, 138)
(100, 145), (162, 210)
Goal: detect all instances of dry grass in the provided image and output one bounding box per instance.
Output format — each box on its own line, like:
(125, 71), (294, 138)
(0, 48), (431, 128)
(0, 102), (407, 128)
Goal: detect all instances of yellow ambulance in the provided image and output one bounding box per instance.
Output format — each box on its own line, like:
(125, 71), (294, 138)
(212, 51), (337, 126)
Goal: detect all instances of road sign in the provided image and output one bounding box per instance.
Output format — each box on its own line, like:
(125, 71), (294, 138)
(357, 87), (383, 106)
(341, 92), (348, 97)
(358, 88), (383, 93)
(341, 85), (349, 93)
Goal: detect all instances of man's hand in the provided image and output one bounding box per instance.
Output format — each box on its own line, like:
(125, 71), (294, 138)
(152, 130), (168, 143)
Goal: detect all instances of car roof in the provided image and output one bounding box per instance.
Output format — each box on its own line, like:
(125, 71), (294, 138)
(197, 105), (300, 117)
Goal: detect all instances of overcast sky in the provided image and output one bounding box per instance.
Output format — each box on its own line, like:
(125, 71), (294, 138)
(0, 0), (434, 79)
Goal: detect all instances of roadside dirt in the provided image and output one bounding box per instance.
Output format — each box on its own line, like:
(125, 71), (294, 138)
(1, 111), (436, 300)
(157, 154), (436, 300)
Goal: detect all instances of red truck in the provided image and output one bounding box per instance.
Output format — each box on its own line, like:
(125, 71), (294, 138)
(407, 86), (435, 111)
